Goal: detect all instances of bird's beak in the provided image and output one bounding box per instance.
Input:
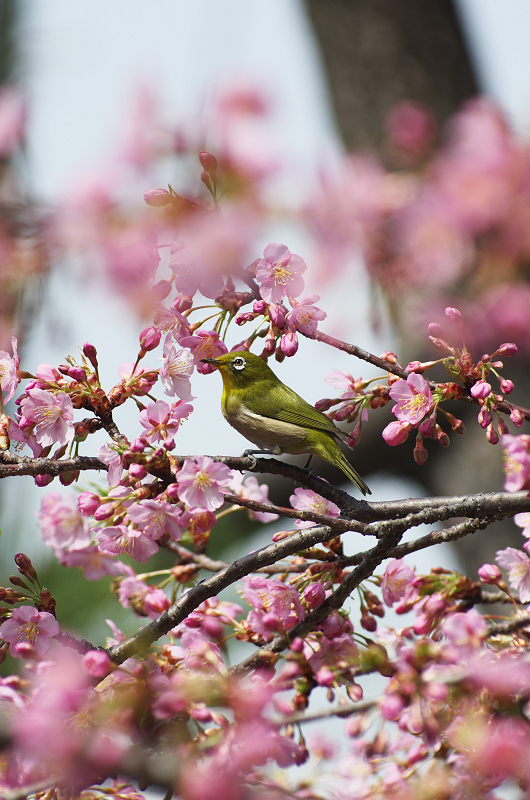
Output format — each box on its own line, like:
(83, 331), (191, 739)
(200, 358), (220, 366)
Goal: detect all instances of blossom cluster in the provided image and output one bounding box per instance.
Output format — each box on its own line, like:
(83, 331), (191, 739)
(1, 83), (530, 800)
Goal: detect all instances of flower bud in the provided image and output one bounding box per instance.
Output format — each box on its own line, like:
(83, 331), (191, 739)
(139, 326), (161, 352)
(470, 381), (491, 400)
(486, 423), (499, 444)
(144, 188), (172, 207)
(35, 474), (53, 487)
(510, 408), (524, 427)
(497, 343), (517, 357)
(497, 416), (509, 436)
(129, 463), (147, 480)
(253, 300), (267, 314)
(406, 360), (425, 373)
(78, 492), (101, 516)
(381, 351), (401, 366)
(83, 342), (98, 366)
(478, 563), (502, 584)
(172, 295), (193, 313)
(478, 407), (493, 428)
(445, 307), (462, 322)
(200, 169), (212, 192)
(269, 303), (285, 328)
(280, 331), (298, 357)
(436, 426), (450, 448)
(199, 151), (218, 176)
(500, 379), (514, 395)
(428, 322), (445, 338)
(414, 440), (428, 464)
(83, 649), (114, 677)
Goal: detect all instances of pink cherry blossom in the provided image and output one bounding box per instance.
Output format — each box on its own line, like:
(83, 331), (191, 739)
(179, 330), (228, 374)
(62, 544), (129, 580)
(501, 434), (530, 492)
(289, 487), (340, 529)
(496, 547), (530, 602)
(229, 472), (279, 522)
(126, 499), (183, 542)
(173, 597), (243, 642)
(176, 455), (233, 511)
(243, 575), (305, 636)
(285, 295), (326, 335)
(95, 524), (159, 564)
(0, 336), (19, 402)
(159, 341), (194, 401)
(139, 399), (193, 443)
(389, 373), (433, 425)
(381, 559), (415, 607)
(442, 609), (487, 652)
(96, 442), (124, 486)
(0, 606), (59, 659)
(19, 388), (75, 447)
(515, 512), (530, 537)
(153, 303), (190, 342)
(256, 243), (307, 304)
(38, 492), (91, 557)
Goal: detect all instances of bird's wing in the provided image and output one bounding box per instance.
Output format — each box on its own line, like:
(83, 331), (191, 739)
(247, 384), (340, 436)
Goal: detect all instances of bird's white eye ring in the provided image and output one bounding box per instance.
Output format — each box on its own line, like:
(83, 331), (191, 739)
(233, 357), (246, 370)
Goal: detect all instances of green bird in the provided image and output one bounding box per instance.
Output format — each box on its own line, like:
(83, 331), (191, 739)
(201, 351), (371, 496)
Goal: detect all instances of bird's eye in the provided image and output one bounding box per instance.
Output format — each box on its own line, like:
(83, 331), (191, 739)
(233, 357), (246, 371)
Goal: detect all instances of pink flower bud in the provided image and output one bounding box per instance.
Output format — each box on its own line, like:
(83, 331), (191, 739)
(200, 169), (212, 191)
(163, 437), (175, 450)
(78, 492), (100, 516)
(486, 423), (499, 445)
(94, 503), (116, 521)
(235, 312), (255, 326)
(253, 300), (267, 314)
(406, 361), (425, 373)
(500, 379), (514, 395)
(470, 381), (491, 400)
(303, 582), (326, 608)
(35, 474), (53, 487)
(510, 408), (524, 427)
(144, 188), (171, 207)
(414, 441), (428, 465)
(83, 342), (98, 365)
(386, 101), (435, 156)
(478, 407), (493, 428)
(166, 483), (180, 499)
(315, 398), (334, 412)
(428, 322), (444, 338)
(280, 331), (298, 357)
(497, 343), (517, 357)
(478, 563), (502, 583)
(436, 427), (450, 448)
(445, 307), (462, 322)
(83, 649), (114, 677)
(381, 351), (400, 366)
(429, 336), (451, 352)
(269, 303), (285, 328)
(172, 295), (193, 313)
(290, 637), (304, 653)
(130, 438), (146, 453)
(347, 422), (362, 448)
(139, 326), (161, 352)
(497, 417), (509, 436)
(68, 366), (86, 382)
(382, 420), (410, 446)
(129, 463), (147, 480)
(198, 151), (218, 175)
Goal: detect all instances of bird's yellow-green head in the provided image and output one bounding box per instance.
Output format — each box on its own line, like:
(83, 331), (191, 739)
(201, 351), (279, 390)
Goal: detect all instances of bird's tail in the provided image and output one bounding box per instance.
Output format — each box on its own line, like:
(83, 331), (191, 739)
(335, 449), (371, 496)
(312, 435), (371, 496)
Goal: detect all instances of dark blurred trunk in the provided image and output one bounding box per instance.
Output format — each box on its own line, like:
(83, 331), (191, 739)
(301, 1), (519, 575)
(303, 0), (478, 151)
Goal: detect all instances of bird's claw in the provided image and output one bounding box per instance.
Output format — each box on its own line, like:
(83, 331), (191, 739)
(242, 450), (258, 470)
